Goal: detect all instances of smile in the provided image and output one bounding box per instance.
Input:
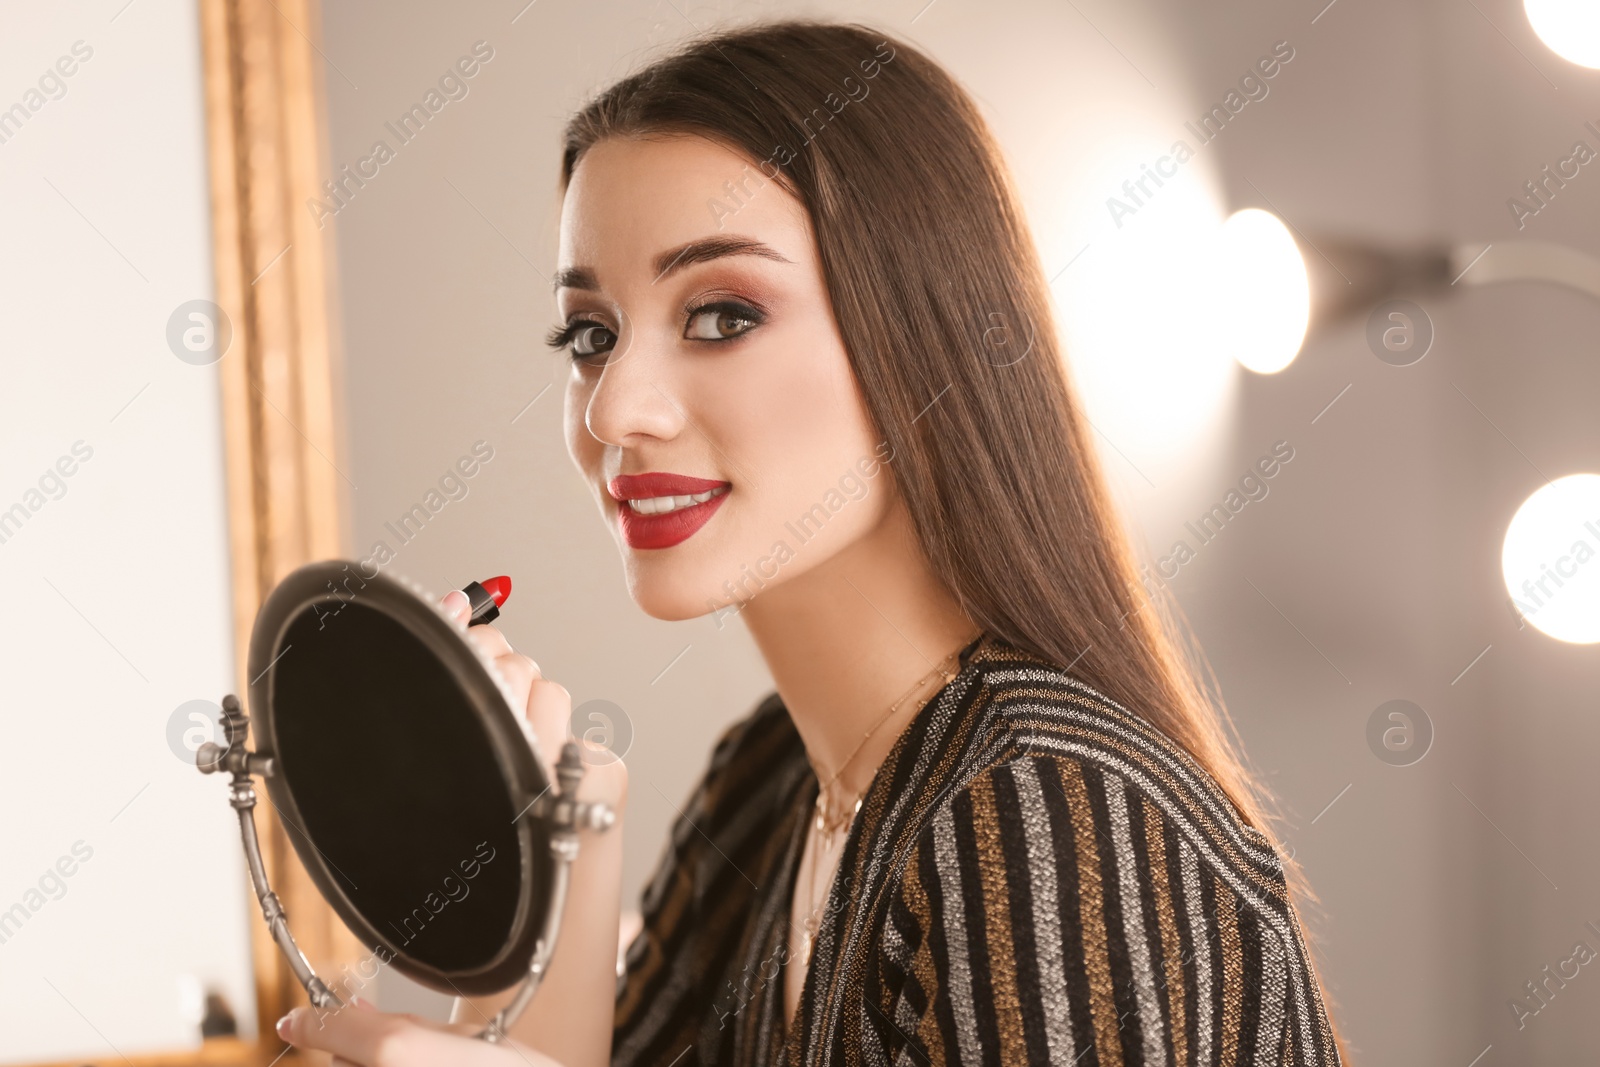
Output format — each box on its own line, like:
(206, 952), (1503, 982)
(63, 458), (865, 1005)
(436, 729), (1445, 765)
(608, 472), (732, 549)
(625, 486), (729, 515)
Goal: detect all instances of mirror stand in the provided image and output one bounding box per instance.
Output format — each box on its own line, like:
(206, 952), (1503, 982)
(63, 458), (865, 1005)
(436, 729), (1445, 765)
(197, 693), (616, 1042)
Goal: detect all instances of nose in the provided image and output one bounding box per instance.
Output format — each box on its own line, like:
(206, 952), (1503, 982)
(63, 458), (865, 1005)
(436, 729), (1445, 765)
(582, 332), (686, 448)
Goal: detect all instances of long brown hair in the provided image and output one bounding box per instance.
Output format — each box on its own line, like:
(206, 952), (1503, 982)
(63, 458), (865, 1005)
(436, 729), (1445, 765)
(558, 16), (1341, 1047)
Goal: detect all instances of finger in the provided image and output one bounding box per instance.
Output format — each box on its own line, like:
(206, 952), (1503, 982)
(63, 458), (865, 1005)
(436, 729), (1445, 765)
(462, 627), (542, 680)
(491, 652), (536, 697)
(279, 1005), (447, 1066)
(279, 1005), (393, 1063)
(280, 1005), (512, 1067)
(440, 590), (471, 626)
(463, 623), (514, 661)
(526, 679), (571, 741)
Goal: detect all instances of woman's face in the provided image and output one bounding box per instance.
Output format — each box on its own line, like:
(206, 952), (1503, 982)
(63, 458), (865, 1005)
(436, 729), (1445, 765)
(558, 134), (896, 621)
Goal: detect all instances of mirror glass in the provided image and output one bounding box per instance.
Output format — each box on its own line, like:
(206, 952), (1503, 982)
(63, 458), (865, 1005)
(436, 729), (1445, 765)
(273, 603), (523, 975)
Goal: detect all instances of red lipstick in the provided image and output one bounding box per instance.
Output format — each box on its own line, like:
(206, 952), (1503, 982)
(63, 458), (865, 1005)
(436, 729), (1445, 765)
(608, 472), (731, 550)
(462, 575), (512, 625)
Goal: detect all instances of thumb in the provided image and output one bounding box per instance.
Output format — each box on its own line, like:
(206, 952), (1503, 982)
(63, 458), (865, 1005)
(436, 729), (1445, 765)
(440, 589), (472, 626)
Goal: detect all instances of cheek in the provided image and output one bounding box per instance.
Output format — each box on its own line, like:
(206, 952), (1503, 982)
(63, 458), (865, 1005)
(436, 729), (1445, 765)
(762, 347), (871, 461)
(712, 310), (866, 446)
(709, 331), (882, 531)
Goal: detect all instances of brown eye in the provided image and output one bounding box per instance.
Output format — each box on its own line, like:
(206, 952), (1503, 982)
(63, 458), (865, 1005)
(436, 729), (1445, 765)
(571, 323), (617, 363)
(684, 302), (761, 341)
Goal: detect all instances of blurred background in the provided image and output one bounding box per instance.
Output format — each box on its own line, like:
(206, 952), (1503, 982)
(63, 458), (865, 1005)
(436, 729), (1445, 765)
(3, 0), (1599, 1063)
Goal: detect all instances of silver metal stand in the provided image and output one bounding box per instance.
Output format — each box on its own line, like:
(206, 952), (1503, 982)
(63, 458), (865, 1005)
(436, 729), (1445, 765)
(477, 738), (613, 1043)
(197, 693), (614, 1041)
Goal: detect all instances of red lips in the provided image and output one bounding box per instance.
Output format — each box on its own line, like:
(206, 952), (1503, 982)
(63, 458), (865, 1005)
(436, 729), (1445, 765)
(608, 472), (731, 550)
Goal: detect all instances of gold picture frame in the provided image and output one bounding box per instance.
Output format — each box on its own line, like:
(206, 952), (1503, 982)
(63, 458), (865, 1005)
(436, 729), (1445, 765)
(200, 0), (361, 1061)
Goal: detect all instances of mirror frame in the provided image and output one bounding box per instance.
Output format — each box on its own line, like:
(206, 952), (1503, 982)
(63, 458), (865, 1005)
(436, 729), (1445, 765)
(248, 562), (556, 996)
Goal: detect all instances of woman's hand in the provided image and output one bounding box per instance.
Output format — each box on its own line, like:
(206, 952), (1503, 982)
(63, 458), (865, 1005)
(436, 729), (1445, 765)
(277, 997), (561, 1067)
(439, 590), (628, 811)
(434, 590), (628, 1066)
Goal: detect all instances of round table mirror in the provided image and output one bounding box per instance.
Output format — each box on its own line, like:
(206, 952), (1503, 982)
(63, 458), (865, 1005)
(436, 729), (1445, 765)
(196, 560), (613, 1041)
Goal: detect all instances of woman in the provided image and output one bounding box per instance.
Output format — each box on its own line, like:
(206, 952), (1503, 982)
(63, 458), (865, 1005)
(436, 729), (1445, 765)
(279, 18), (1343, 1067)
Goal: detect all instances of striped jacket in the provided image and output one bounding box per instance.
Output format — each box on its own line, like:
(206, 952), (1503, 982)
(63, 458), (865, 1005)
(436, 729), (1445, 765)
(613, 633), (1341, 1066)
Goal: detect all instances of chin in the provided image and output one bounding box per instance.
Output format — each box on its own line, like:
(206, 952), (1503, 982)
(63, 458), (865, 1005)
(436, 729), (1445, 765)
(621, 553), (744, 623)
(608, 498), (778, 622)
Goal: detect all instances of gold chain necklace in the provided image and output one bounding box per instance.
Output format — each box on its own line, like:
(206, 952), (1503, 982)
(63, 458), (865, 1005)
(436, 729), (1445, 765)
(794, 637), (976, 967)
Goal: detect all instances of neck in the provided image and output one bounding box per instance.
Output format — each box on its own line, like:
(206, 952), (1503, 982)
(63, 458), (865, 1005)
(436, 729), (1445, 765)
(740, 500), (978, 803)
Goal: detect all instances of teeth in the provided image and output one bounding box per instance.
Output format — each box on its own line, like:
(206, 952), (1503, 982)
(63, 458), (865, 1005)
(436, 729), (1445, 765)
(626, 486), (727, 515)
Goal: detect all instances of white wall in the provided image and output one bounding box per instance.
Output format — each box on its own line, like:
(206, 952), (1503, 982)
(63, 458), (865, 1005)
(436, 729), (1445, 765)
(0, 1), (257, 1061)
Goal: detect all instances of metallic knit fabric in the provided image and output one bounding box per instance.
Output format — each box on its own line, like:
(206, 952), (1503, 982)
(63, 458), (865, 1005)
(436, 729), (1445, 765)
(612, 634), (1340, 1066)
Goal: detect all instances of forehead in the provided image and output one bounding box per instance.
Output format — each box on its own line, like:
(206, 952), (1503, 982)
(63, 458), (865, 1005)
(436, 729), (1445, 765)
(557, 134), (811, 271)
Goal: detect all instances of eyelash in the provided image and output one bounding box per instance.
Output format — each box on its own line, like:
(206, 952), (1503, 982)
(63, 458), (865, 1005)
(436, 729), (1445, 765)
(545, 298), (767, 358)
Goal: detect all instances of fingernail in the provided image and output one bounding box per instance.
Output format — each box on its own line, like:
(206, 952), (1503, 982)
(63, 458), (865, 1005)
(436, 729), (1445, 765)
(351, 995), (376, 1011)
(275, 1012), (293, 1039)
(441, 590), (470, 622)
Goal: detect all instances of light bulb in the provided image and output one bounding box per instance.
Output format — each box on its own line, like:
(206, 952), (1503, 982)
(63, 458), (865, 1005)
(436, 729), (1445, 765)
(1219, 209), (1309, 375)
(1526, 0), (1600, 68)
(1503, 472), (1600, 644)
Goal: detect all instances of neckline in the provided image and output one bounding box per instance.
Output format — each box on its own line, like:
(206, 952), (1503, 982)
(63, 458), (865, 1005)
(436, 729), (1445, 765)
(772, 630), (991, 1052)
(808, 630), (989, 823)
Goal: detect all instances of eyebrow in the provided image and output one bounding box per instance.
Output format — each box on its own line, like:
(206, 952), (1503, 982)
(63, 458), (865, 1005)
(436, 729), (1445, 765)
(551, 236), (793, 293)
